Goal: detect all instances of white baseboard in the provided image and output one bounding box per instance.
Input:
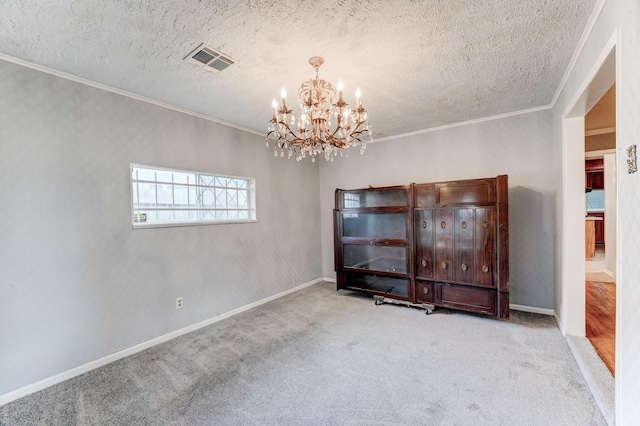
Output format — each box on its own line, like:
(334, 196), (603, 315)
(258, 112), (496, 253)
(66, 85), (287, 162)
(554, 313), (563, 331)
(510, 303), (555, 316)
(322, 276), (337, 283)
(0, 277), (325, 407)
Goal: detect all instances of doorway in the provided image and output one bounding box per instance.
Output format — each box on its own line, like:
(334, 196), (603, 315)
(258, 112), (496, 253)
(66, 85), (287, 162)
(561, 35), (618, 423)
(584, 85), (616, 375)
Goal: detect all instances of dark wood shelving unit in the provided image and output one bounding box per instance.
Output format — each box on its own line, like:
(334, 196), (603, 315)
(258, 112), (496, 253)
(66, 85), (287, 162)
(334, 175), (509, 319)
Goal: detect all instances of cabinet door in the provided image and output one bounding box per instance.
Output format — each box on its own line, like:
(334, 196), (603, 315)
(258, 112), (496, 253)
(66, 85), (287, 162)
(435, 283), (497, 316)
(415, 209), (434, 279)
(342, 244), (409, 274)
(415, 280), (434, 303)
(593, 172), (604, 190)
(341, 212), (407, 240)
(585, 159), (604, 172)
(454, 209), (475, 283)
(591, 212), (605, 244)
(339, 188), (407, 209)
(586, 172), (604, 190)
(414, 184), (435, 208)
(435, 179), (496, 205)
(474, 208), (495, 287)
(341, 272), (410, 299)
(435, 209), (454, 282)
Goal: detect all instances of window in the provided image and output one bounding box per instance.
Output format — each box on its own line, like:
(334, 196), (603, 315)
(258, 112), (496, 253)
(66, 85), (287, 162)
(130, 164), (256, 227)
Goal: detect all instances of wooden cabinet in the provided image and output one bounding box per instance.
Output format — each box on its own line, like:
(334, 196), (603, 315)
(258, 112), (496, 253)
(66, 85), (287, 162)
(335, 175), (509, 319)
(585, 220), (596, 259)
(590, 212), (605, 245)
(586, 159), (604, 190)
(586, 172), (604, 190)
(585, 158), (604, 172)
(414, 176), (509, 318)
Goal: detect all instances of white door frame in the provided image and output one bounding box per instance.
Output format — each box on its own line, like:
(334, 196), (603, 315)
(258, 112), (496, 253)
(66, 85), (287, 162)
(560, 28), (620, 421)
(560, 33), (617, 337)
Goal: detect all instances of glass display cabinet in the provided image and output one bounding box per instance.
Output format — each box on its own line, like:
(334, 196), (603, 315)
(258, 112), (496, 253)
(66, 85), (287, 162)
(334, 186), (413, 299)
(334, 176), (509, 319)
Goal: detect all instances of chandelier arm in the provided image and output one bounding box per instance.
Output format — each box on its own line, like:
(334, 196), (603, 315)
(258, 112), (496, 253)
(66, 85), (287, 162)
(349, 124), (367, 139)
(349, 132), (365, 142)
(346, 120), (368, 139)
(278, 121), (304, 144)
(273, 118), (296, 137)
(326, 135), (348, 149)
(272, 118), (317, 147)
(330, 135), (353, 150)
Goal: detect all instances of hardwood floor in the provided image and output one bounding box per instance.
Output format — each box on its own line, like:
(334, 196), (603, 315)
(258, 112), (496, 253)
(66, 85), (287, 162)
(585, 279), (616, 376)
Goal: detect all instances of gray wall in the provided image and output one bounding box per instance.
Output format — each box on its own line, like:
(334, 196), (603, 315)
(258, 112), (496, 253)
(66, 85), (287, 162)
(0, 59), (322, 395)
(320, 110), (555, 309)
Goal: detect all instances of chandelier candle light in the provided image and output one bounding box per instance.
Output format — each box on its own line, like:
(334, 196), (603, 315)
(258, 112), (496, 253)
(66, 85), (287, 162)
(266, 56), (372, 162)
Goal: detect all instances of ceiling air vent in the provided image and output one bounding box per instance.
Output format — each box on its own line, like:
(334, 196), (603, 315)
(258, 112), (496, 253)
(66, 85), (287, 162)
(185, 43), (234, 72)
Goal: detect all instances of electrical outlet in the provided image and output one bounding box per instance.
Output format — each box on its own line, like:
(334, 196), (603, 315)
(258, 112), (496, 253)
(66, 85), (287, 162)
(176, 297), (184, 309)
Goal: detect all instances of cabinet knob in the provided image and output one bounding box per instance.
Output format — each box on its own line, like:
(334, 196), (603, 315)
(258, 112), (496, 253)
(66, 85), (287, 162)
(461, 221), (467, 229)
(441, 221), (446, 229)
(421, 221), (427, 229)
(483, 221), (488, 229)
(441, 261), (447, 269)
(461, 263), (467, 271)
(482, 264), (489, 273)
(423, 286), (429, 295)
(421, 259), (427, 268)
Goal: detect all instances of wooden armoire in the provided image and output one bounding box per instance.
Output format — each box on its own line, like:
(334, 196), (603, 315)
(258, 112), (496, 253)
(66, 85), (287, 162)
(334, 175), (509, 319)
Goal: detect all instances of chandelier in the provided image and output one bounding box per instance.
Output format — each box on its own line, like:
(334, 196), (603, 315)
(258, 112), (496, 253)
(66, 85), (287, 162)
(266, 56), (372, 162)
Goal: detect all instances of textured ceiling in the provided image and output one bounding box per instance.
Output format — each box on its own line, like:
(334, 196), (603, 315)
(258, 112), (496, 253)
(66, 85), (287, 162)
(0, 0), (597, 140)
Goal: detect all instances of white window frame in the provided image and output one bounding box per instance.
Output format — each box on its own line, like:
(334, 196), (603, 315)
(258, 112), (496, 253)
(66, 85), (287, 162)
(130, 163), (256, 228)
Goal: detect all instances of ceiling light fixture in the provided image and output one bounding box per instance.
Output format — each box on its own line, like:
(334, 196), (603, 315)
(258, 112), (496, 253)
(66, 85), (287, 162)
(266, 57), (372, 162)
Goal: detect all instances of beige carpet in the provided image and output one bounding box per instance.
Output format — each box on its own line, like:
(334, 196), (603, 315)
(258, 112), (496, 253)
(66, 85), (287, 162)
(0, 281), (606, 425)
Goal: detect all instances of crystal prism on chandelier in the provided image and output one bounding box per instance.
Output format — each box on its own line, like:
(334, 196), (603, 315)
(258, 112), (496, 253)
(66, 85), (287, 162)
(266, 56), (372, 162)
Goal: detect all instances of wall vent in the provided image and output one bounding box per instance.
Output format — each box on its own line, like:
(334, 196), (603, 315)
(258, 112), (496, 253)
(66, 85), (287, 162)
(185, 43), (234, 72)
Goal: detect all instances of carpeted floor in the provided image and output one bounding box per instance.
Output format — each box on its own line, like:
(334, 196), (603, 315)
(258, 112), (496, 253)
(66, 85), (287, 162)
(0, 281), (606, 425)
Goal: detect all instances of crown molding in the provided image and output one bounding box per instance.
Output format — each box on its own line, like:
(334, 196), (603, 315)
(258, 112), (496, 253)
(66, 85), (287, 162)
(550, 0), (608, 108)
